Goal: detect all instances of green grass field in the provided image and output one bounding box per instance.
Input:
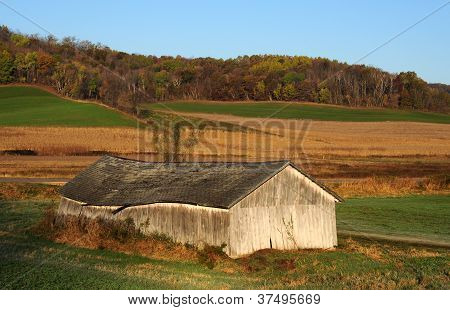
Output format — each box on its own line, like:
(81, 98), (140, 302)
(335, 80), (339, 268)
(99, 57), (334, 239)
(0, 188), (448, 289)
(338, 195), (450, 243)
(0, 86), (136, 127)
(2, 86), (448, 126)
(149, 101), (450, 123)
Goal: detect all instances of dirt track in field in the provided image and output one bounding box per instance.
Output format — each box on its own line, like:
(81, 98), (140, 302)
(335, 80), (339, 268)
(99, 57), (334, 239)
(163, 111), (450, 157)
(338, 230), (450, 249)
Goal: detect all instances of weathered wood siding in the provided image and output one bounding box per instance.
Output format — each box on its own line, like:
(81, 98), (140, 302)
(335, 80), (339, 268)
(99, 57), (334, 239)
(59, 164), (337, 258)
(229, 165), (337, 257)
(58, 197), (230, 249)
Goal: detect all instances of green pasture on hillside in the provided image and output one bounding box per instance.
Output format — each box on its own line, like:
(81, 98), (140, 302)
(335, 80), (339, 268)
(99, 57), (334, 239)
(150, 101), (450, 123)
(0, 86), (136, 127)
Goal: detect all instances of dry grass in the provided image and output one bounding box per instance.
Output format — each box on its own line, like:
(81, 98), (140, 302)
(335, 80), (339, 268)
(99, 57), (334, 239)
(2, 116), (449, 158)
(0, 155), (98, 177)
(31, 209), (449, 289)
(36, 210), (238, 270)
(172, 112), (450, 157)
(0, 114), (449, 183)
(0, 127), (141, 155)
(341, 237), (444, 261)
(306, 157), (450, 179)
(0, 182), (60, 200)
(0, 126), (293, 159)
(344, 238), (385, 261)
(36, 212), (200, 262)
(1, 154), (448, 181)
(330, 176), (450, 198)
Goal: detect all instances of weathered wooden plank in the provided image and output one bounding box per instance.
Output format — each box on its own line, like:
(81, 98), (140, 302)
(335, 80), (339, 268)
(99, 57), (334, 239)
(58, 197), (230, 250)
(230, 165), (337, 257)
(58, 162), (338, 258)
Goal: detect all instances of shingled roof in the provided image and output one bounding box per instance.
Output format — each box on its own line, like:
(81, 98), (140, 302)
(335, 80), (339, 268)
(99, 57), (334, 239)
(60, 155), (342, 209)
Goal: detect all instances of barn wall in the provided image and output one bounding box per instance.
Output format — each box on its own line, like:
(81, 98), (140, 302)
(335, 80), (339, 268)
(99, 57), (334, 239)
(229, 165), (337, 258)
(58, 197), (230, 250)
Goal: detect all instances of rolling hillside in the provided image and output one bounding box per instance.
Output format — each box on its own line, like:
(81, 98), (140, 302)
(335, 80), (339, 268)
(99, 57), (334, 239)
(1, 26), (450, 115)
(1, 86), (449, 127)
(150, 101), (450, 124)
(0, 86), (136, 127)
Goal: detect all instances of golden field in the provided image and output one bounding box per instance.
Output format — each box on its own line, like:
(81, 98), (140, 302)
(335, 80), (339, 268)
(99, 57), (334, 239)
(0, 116), (449, 183)
(1, 118), (450, 158)
(0, 127), (141, 155)
(167, 112), (450, 158)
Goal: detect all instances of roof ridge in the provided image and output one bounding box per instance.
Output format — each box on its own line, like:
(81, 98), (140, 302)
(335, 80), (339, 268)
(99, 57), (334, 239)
(102, 155), (291, 165)
(61, 155), (292, 209)
(61, 155), (342, 208)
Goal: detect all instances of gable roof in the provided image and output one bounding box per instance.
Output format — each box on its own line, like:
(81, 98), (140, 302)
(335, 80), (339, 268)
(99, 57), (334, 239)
(60, 155), (342, 209)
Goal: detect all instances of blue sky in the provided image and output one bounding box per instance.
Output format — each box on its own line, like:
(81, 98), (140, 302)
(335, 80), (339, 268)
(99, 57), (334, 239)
(1, 0), (449, 83)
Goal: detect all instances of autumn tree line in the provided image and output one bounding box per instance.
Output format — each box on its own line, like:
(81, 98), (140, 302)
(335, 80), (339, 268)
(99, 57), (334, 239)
(0, 26), (449, 115)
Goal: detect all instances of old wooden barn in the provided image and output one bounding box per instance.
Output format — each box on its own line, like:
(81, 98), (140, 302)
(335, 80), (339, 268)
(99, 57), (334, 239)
(59, 155), (342, 258)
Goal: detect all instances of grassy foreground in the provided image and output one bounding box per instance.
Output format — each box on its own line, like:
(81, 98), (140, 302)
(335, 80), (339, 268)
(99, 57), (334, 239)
(338, 195), (450, 243)
(0, 86), (136, 127)
(150, 101), (450, 123)
(0, 185), (448, 289)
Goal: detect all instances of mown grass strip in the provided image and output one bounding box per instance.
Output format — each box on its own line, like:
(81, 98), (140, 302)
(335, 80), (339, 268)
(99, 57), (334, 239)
(338, 195), (450, 242)
(150, 101), (450, 123)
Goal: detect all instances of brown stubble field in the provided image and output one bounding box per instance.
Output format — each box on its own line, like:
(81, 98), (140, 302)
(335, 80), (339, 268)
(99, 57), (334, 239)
(1, 119), (449, 158)
(168, 112), (450, 157)
(0, 116), (449, 197)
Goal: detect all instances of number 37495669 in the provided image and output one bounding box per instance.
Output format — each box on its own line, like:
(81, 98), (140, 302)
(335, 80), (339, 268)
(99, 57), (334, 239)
(257, 293), (320, 305)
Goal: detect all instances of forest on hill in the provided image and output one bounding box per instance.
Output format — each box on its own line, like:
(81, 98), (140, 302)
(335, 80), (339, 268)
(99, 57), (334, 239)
(0, 25), (449, 116)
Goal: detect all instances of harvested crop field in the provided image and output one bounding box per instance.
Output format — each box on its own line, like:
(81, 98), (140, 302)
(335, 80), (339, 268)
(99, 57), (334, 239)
(1, 117), (449, 158)
(0, 127), (142, 156)
(1, 118), (449, 180)
(160, 112), (450, 158)
(0, 156), (98, 178)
